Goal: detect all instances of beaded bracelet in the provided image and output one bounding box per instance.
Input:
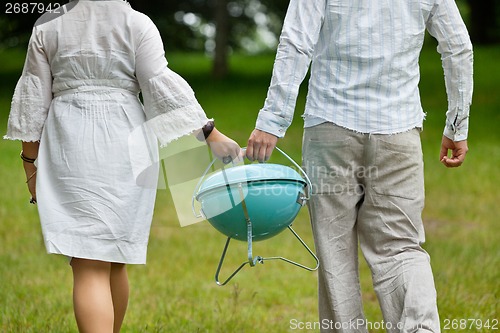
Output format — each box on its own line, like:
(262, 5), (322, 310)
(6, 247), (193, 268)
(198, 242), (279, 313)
(20, 151), (36, 163)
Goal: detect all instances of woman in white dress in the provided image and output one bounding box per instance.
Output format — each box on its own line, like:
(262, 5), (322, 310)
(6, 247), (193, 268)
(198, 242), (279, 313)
(4, 0), (240, 332)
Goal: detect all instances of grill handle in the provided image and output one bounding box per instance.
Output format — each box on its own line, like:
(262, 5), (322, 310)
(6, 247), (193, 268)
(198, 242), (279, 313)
(274, 147), (312, 203)
(191, 146), (313, 218)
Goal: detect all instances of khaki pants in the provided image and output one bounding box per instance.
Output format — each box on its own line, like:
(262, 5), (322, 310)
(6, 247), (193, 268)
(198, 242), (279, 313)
(303, 123), (440, 333)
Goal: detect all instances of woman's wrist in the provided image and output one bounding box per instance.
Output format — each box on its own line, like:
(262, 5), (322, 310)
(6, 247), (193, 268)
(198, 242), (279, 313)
(196, 120), (215, 141)
(202, 120), (215, 139)
(26, 170), (37, 184)
(205, 128), (222, 144)
(23, 162), (37, 175)
(20, 150), (37, 163)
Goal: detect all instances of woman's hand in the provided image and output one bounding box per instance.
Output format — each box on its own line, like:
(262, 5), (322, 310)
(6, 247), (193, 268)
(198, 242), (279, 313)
(205, 128), (242, 164)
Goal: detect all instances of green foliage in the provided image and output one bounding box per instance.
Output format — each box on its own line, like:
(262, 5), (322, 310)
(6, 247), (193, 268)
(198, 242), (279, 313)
(1, 0), (290, 52)
(0, 45), (499, 332)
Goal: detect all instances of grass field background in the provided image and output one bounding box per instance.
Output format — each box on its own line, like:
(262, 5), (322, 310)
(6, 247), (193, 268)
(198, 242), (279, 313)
(0, 43), (499, 332)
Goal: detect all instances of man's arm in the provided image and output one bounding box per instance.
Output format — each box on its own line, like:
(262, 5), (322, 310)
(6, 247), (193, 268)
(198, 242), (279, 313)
(247, 0), (326, 161)
(426, 0), (473, 167)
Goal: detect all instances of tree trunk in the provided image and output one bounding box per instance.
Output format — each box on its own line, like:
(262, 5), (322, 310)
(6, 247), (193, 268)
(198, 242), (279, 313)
(467, 0), (500, 44)
(213, 0), (229, 78)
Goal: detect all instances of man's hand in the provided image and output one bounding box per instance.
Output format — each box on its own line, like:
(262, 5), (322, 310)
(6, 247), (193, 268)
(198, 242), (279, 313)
(205, 128), (242, 164)
(440, 136), (468, 168)
(246, 129), (279, 162)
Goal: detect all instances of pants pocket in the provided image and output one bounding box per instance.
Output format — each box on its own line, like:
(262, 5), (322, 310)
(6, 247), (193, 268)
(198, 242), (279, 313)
(371, 131), (423, 200)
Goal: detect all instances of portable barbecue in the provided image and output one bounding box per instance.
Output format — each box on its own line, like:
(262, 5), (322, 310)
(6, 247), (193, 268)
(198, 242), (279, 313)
(192, 147), (319, 285)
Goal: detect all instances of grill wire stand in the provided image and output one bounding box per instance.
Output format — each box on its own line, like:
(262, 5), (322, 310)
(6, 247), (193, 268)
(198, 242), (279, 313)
(193, 147), (320, 286)
(214, 182), (319, 286)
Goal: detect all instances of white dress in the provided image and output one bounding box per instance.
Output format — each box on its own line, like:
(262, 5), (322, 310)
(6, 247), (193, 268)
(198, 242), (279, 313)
(4, 0), (209, 264)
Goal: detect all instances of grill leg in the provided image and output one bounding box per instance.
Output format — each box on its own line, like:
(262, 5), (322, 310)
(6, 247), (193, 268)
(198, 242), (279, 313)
(214, 237), (250, 286)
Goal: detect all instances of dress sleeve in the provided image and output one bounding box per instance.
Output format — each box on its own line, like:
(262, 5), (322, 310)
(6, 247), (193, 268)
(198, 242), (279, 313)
(4, 28), (53, 142)
(135, 18), (209, 147)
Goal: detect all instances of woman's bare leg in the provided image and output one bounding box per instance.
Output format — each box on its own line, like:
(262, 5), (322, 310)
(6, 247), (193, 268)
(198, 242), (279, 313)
(71, 258), (114, 333)
(110, 263), (129, 333)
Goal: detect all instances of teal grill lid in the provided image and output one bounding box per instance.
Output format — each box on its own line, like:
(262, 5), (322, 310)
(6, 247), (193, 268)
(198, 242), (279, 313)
(197, 163), (306, 197)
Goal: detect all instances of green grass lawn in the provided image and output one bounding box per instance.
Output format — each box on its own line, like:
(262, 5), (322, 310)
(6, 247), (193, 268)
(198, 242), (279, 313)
(0, 44), (499, 332)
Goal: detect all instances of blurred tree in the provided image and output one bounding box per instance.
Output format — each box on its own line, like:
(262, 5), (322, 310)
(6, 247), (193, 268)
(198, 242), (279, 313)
(213, 0), (229, 78)
(7, 0), (498, 76)
(0, 0), (290, 77)
(0, 0), (57, 47)
(131, 0), (290, 78)
(466, 0), (500, 44)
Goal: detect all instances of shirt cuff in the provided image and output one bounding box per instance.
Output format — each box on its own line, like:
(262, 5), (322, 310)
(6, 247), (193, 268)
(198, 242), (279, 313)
(443, 118), (469, 142)
(255, 110), (290, 138)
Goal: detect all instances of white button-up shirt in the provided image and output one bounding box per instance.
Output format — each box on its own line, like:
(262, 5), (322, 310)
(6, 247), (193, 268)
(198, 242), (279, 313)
(256, 0), (473, 141)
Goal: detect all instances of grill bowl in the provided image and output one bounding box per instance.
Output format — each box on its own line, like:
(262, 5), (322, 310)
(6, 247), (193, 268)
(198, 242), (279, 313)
(195, 163), (307, 241)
